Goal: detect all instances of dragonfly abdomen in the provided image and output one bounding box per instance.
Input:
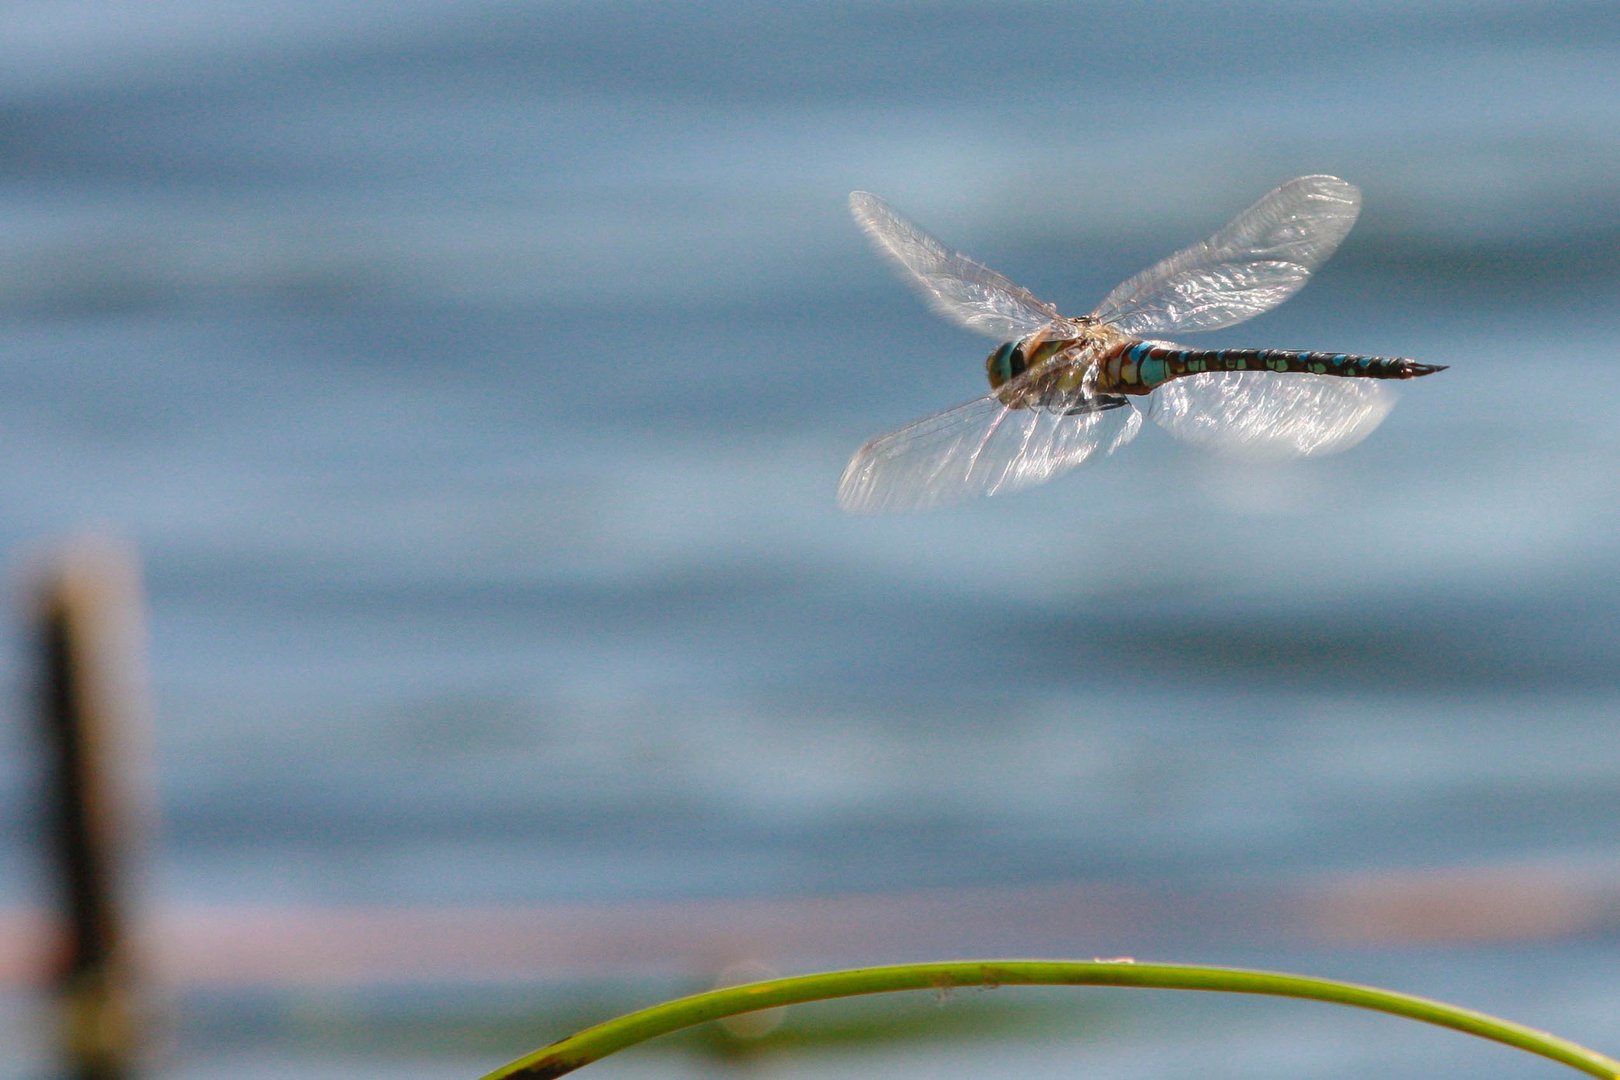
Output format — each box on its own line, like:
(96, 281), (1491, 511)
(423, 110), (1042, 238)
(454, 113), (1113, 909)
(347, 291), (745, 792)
(1112, 343), (1445, 391)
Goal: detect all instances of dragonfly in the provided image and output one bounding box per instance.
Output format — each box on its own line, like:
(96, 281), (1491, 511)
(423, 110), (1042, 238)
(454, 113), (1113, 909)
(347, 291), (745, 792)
(838, 175), (1444, 512)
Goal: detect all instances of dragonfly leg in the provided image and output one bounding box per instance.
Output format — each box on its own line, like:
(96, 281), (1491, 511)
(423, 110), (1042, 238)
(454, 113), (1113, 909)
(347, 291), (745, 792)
(1062, 395), (1129, 416)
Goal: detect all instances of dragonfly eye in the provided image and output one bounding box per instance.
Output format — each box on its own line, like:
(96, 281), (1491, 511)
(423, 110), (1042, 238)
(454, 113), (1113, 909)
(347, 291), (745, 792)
(985, 342), (1027, 389)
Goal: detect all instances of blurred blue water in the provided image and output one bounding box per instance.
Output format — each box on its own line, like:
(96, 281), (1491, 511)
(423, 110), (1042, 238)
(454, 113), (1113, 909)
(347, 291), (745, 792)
(1, 1), (1619, 1075)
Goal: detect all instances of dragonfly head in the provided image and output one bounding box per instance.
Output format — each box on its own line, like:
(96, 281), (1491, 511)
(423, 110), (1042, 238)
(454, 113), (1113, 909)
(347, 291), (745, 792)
(985, 340), (1028, 390)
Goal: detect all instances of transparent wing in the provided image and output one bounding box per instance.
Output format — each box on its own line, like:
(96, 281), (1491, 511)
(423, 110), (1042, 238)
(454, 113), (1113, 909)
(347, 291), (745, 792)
(838, 389), (1143, 513)
(1090, 175), (1362, 337)
(1150, 370), (1394, 458)
(850, 191), (1062, 341)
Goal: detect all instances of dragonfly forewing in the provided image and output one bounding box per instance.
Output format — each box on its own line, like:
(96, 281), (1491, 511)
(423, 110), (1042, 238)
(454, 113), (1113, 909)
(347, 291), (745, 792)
(849, 191), (1061, 341)
(838, 388), (1143, 512)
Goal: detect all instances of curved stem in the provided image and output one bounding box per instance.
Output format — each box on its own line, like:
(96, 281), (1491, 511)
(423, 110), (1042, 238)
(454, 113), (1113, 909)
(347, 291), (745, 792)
(479, 960), (1620, 1079)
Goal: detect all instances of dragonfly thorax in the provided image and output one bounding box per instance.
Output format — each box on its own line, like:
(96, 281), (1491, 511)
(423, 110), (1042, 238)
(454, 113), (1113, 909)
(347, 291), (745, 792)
(978, 327), (1095, 395)
(985, 322), (1102, 393)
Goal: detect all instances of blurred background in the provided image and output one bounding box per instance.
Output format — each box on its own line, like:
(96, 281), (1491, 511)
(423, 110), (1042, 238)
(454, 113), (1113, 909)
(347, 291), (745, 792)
(1, 1), (1619, 1076)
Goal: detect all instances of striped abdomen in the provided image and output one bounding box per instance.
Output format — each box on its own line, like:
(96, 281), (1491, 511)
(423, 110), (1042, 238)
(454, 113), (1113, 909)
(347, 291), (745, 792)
(1105, 342), (1446, 394)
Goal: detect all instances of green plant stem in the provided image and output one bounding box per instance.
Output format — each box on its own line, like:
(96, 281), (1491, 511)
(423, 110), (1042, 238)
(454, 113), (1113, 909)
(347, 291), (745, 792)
(478, 960), (1620, 1079)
